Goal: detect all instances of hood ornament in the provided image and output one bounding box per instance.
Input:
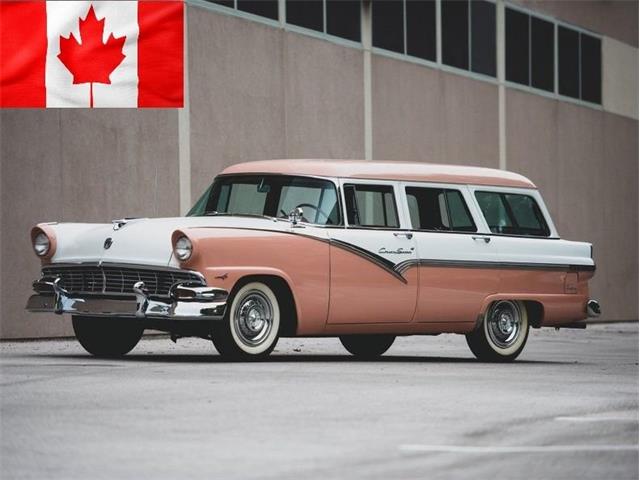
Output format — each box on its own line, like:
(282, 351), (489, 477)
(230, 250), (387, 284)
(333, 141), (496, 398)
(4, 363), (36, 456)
(103, 237), (113, 250)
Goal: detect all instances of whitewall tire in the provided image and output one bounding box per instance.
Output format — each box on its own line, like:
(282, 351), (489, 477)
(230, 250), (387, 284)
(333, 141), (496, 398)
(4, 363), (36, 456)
(466, 300), (529, 362)
(213, 282), (280, 359)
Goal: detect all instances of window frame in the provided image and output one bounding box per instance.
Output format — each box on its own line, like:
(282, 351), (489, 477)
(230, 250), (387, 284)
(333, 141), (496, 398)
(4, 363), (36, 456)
(404, 186), (478, 233)
(340, 179), (406, 230)
(199, 173), (344, 227)
(473, 189), (552, 238)
(504, 1), (603, 107)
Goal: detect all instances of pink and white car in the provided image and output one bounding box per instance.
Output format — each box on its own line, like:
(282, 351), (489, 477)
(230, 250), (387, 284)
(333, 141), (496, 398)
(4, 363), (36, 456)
(27, 160), (599, 361)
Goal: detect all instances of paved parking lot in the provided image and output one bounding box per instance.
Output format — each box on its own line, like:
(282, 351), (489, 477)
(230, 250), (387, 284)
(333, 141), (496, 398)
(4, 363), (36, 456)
(1, 322), (637, 480)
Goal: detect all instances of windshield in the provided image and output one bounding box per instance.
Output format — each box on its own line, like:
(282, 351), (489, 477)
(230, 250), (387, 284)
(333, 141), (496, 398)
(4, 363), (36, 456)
(188, 175), (341, 226)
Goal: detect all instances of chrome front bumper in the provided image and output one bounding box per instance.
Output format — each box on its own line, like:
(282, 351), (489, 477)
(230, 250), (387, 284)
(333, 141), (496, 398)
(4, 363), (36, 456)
(26, 276), (228, 320)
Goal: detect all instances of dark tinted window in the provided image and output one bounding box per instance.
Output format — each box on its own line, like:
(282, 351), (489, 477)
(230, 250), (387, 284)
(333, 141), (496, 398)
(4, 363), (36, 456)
(406, 0), (436, 61)
(200, 176), (341, 226)
(558, 26), (580, 98)
(505, 8), (529, 85)
(286, 0), (323, 32)
(372, 0), (404, 53)
(441, 0), (469, 70)
(237, 0), (279, 19)
(471, 0), (496, 76)
(475, 191), (550, 237)
(406, 187), (476, 232)
(531, 17), (554, 92)
(327, 0), (361, 41)
(208, 0), (234, 8)
(581, 33), (601, 103)
(345, 184), (399, 228)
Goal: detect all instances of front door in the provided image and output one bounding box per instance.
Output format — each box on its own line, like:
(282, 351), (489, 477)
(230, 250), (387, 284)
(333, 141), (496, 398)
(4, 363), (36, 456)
(328, 182), (418, 324)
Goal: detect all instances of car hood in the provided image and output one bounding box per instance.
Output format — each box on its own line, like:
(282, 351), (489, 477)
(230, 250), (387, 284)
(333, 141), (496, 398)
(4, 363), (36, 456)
(47, 216), (290, 267)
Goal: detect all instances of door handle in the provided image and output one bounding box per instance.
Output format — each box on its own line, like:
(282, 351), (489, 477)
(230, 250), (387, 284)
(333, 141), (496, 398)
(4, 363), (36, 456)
(472, 235), (491, 243)
(393, 232), (413, 239)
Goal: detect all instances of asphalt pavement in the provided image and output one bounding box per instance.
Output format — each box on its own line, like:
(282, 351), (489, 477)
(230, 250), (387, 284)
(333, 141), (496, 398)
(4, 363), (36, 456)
(1, 322), (638, 480)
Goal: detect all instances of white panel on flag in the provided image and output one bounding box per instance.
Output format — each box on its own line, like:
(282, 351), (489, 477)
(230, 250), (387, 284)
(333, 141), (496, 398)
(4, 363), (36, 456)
(45, 1), (138, 108)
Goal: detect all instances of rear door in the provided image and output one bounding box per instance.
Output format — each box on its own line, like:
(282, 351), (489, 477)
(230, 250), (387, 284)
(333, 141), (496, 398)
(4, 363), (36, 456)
(327, 180), (418, 324)
(403, 183), (501, 323)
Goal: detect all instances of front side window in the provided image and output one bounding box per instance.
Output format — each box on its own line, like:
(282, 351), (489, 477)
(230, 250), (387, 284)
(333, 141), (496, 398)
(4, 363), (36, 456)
(475, 191), (550, 237)
(344, 184), (399, 228)
(191, 175), (341, 226)
(406, 187), (476, 232)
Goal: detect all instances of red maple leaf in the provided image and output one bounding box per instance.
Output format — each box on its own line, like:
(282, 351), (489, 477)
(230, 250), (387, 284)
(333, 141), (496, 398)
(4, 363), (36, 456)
(57, 5), (126, 107)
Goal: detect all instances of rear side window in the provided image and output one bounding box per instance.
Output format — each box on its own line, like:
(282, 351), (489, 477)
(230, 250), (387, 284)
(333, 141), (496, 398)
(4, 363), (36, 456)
(344, 184), (399, 228)
(406, 187), (476, 232)
(475, 191), (550, 237)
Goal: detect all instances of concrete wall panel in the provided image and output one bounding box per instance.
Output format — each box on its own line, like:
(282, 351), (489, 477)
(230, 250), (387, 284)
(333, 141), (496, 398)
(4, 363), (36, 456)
(284, 33), (364, 159)
(188, 9), (286, 201)
(506, 89), (638, 321)
(602, 38), (639, 120)
(0, 110), (179, 339)
(372, 55), (499, 168)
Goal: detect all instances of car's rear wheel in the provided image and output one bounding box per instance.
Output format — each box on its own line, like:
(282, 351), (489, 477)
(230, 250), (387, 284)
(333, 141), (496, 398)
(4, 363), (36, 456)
(466, 300), (529, 362)
(340, 334), (396, 358)
(72, 316), (144, 357)
(212, 282), (280, 360)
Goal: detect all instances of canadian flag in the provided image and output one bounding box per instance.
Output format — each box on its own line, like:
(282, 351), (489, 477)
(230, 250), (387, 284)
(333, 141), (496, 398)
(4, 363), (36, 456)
(0, 1), (183, 108)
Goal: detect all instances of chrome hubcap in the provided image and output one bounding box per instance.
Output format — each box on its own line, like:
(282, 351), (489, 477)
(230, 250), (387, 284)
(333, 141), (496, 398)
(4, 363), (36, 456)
(487, 301), (522, 349)
(233, 290), (273, 346)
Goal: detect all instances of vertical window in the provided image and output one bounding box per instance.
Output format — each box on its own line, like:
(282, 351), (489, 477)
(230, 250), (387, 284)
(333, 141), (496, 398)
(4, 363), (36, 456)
(558, 26), (580, 99)
(441, 0), (469, 70)
(209, 0), (235, 8)
(475, 191), (550, 237)
(580, 33), (601, 104)
(372, 0), (405, 54)
(531, 17), (554, 92)
(406, 0), (436, 61)
(286, 0), (324, 32)
(506, 9), (555, 93)
(237, 0), (279, 20)
(287, 0), (362, 42)
(345, 184), (399, 228)
(326, 1), (361, 42)
(505, 8), (530, 85)
(442, 0), (496, 77)
(471, 0), (496, 76)
(406, 187), (476, 232)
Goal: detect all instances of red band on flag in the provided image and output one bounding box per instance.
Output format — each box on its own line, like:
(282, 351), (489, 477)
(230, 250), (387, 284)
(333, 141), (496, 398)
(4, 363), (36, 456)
(0, 1), (47, 107)
(138, 1), (184, 108)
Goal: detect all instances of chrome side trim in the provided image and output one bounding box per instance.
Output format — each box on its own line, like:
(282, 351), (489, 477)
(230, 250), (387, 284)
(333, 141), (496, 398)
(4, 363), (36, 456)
(395, 259), (596, 275)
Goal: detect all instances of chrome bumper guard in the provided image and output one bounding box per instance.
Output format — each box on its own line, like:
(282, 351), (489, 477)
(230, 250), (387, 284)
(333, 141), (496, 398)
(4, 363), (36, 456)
(26, 276), (228, 320)
(587, 299), (601, 318)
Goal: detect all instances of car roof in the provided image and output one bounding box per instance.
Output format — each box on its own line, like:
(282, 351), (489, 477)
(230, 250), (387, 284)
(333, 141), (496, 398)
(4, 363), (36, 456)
(220, 159), (536, 189)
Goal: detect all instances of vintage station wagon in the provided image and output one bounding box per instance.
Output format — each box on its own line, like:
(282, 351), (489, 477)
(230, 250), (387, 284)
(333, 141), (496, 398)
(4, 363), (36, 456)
(27, 160), (600, 361)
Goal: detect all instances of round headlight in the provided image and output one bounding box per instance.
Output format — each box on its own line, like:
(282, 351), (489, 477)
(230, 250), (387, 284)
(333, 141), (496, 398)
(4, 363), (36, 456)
(174, 236), (193, 261)
(33, 232), (50, 256)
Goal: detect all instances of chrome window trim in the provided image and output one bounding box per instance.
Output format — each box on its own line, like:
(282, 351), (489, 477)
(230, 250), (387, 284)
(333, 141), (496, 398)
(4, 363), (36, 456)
(206, 173), (345, 227)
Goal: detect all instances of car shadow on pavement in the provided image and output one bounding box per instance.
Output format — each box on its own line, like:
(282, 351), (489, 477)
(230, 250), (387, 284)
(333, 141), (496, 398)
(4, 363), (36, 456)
(36, 353), (570, 365)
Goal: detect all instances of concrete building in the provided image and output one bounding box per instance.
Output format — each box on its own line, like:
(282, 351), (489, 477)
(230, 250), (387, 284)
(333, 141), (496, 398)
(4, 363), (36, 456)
(1, 0), (637, 338)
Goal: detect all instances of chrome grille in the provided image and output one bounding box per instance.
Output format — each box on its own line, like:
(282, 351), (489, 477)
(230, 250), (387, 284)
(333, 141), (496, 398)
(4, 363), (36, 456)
(42, 264), (204, 296)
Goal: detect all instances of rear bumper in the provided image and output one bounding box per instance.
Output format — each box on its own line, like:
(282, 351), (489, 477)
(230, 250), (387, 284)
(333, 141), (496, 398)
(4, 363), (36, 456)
(26, 276), (228, 321)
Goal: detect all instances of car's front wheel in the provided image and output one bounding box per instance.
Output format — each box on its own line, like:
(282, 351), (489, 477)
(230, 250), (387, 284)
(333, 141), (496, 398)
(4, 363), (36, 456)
(340, 334), (396, 358)
(466, 300), (529, 362)
(212, 282), (281, 360)
(72, 316), (144, 357)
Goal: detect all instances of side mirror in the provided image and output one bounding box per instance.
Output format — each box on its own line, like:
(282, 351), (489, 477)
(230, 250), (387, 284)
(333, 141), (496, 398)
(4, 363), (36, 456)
(288, 207), (305, 225)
